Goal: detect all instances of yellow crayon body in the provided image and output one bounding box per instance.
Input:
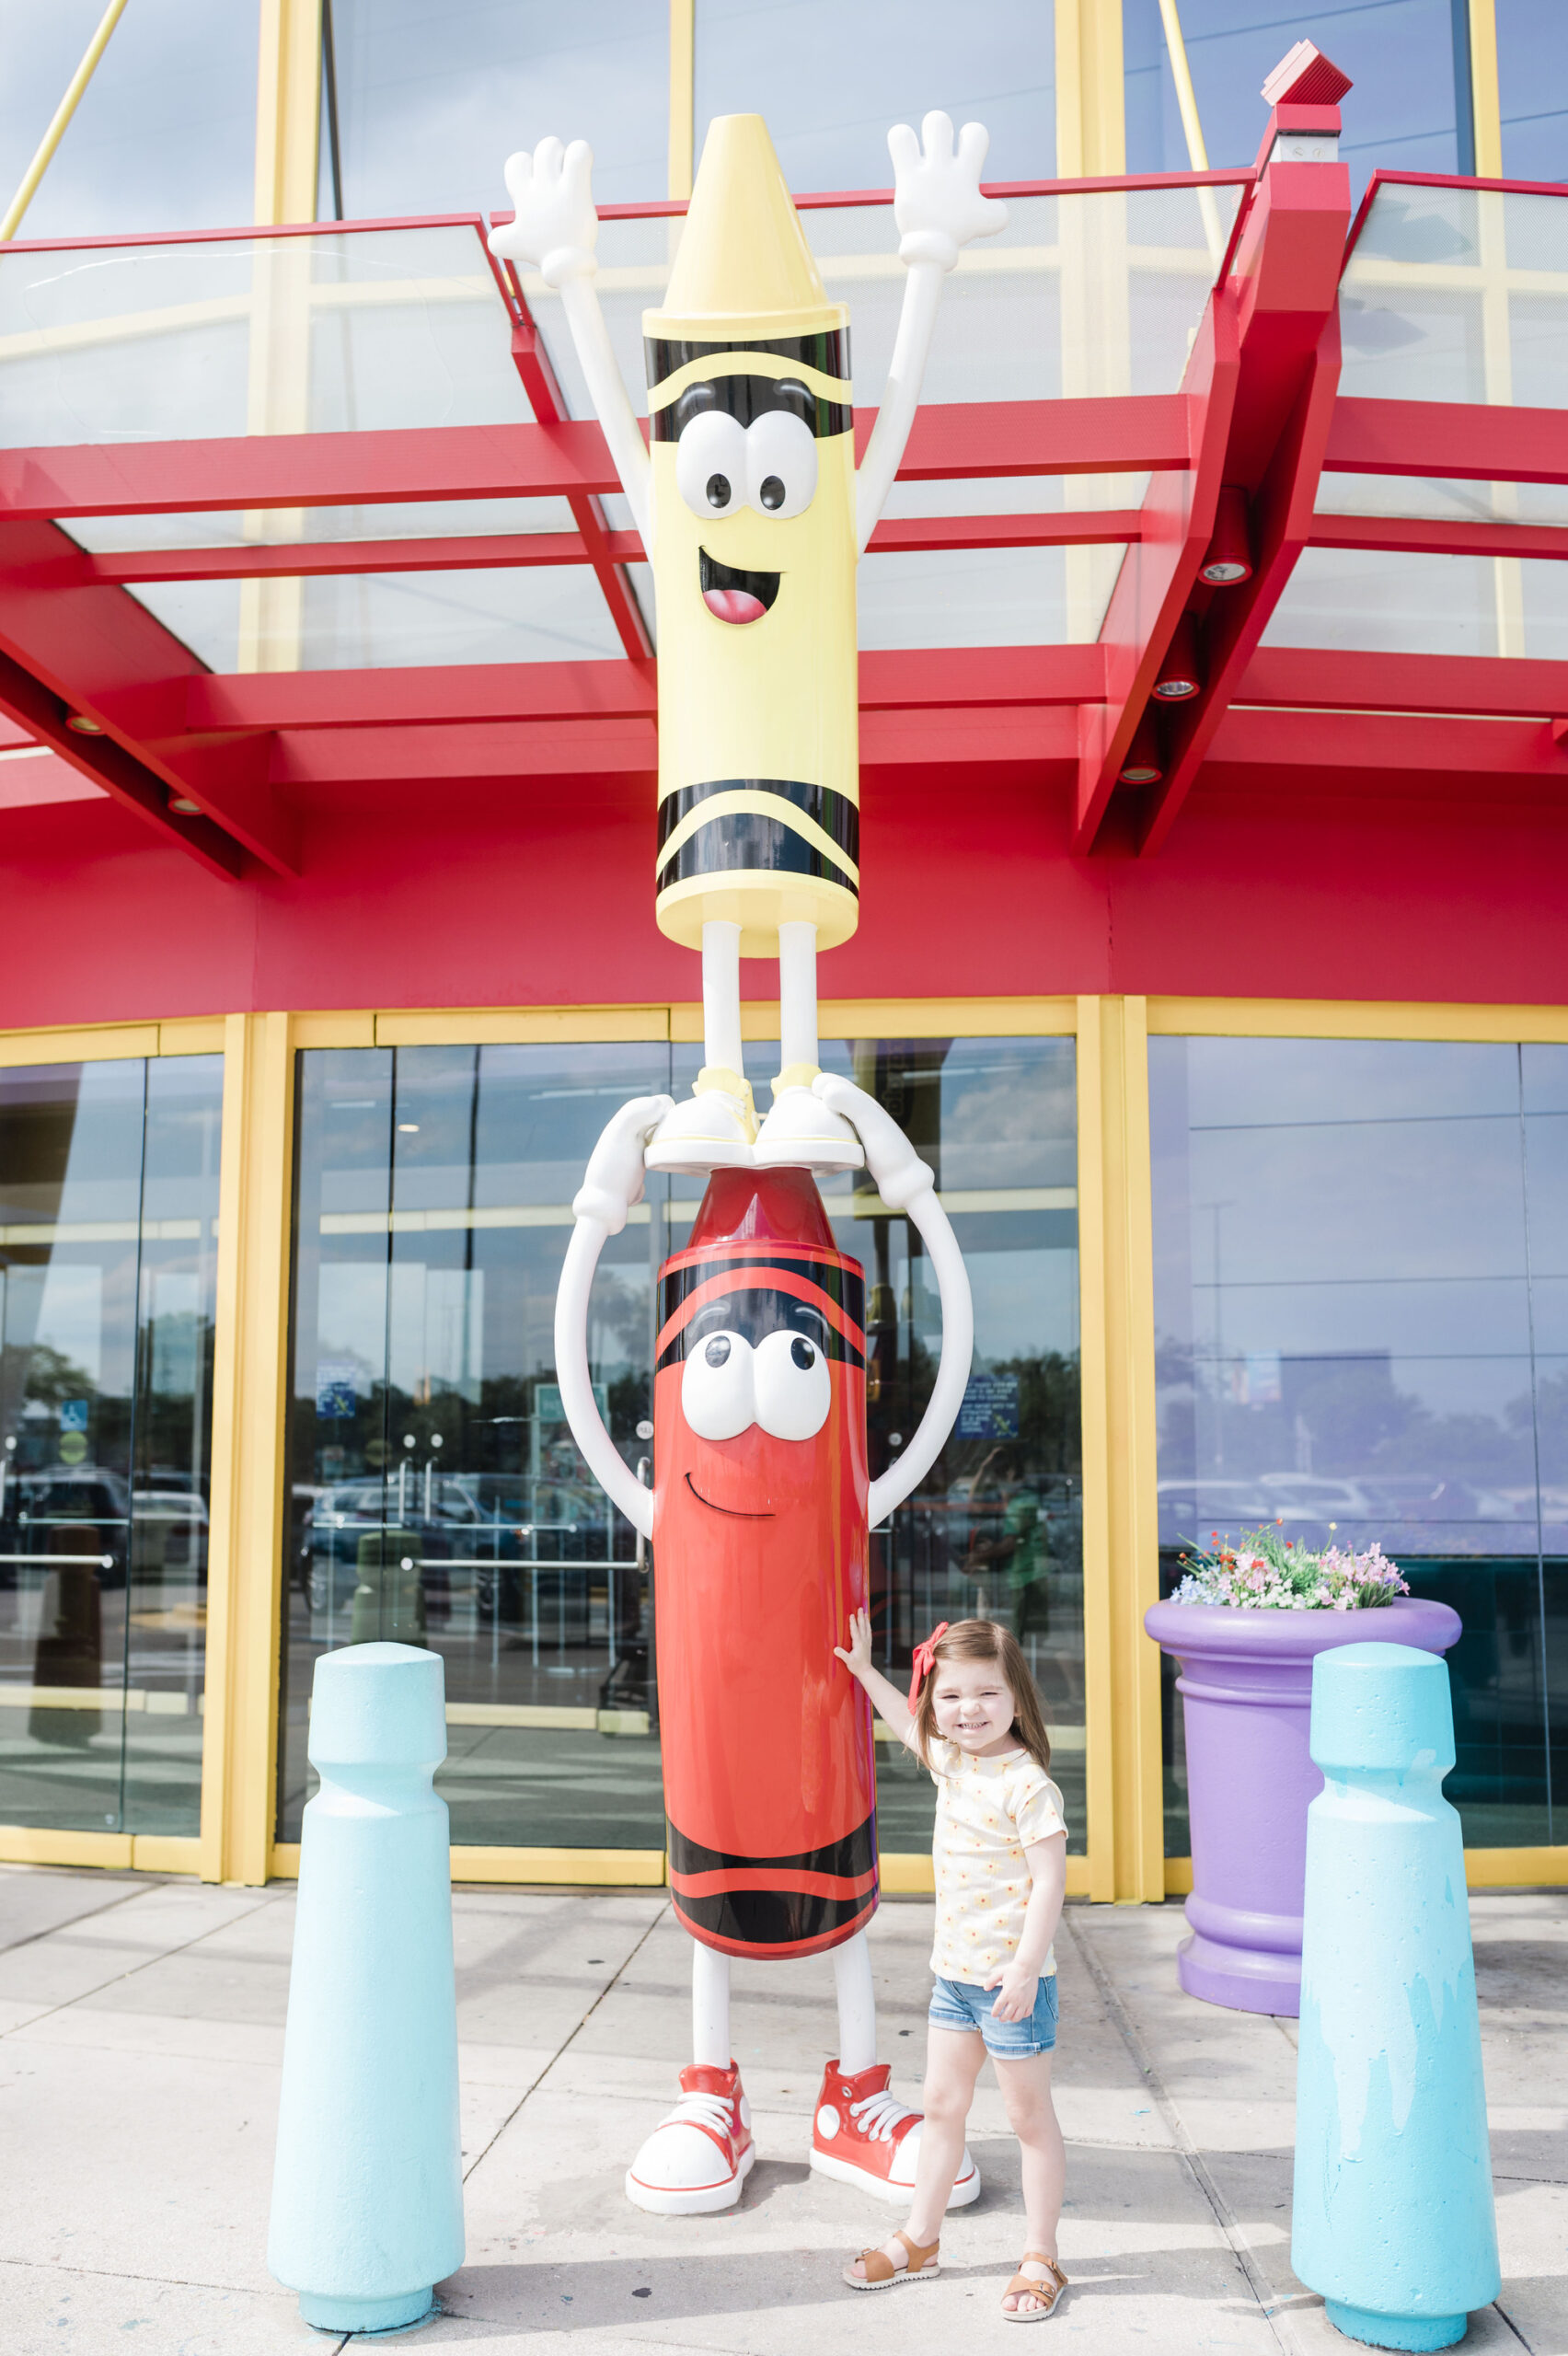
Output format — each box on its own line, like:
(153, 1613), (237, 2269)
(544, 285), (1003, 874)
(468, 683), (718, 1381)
(643, 116), (860, 960)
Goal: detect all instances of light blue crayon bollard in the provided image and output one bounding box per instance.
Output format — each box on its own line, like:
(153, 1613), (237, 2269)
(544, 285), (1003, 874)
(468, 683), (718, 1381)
(1293, 1642), (1499, 2351)
(268, 1642), (464, 2335)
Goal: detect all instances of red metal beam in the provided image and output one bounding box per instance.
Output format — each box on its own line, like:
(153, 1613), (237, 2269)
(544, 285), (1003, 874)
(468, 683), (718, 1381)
(1207, 703), (1568, 780)
(1310, 511), (1568, 562)
(1324, 398), (1568, 487)
(1237, 645), (1568, 717)
(184, 644), (1103, 737)
(0, 519), (297, 874)
(0, 398), (1193, 526)
(1072, 295), (1239, 849)
(79, 509), (1147, 586)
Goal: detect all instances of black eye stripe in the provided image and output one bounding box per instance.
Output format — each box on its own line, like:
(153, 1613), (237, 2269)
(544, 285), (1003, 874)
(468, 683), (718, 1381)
(660, 1272), (864, 1372)
(651, 374), (852, 442)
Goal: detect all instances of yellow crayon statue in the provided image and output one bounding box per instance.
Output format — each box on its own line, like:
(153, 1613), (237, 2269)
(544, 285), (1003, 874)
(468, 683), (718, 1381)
(491, 111), (1005, 1173)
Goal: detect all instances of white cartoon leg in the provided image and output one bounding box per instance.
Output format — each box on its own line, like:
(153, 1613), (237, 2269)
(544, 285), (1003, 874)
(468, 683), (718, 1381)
(754, 921), (864, 1171)
(810, 1931), (981, 2206)
(645, 919), (756, 1173)
(625, 1939), (755, 2214)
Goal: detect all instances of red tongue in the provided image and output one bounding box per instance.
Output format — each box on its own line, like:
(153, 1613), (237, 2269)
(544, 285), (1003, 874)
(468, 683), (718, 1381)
(703, 586), (766, 625)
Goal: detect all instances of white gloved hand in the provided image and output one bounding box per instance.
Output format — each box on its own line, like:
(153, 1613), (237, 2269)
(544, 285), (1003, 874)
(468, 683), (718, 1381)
(813, 1074), (934, 1212)
(572, 1095), (675, 1233)
(887, 111), (1009, 271)
(489, 137), (600, 286)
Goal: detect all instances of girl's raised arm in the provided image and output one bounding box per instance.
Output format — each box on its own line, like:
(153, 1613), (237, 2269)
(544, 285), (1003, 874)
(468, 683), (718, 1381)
(834, 1606), (919, 1750)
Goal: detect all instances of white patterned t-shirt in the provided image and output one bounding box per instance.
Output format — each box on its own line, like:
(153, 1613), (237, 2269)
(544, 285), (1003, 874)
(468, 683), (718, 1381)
(927, 1738), (1067, 1984)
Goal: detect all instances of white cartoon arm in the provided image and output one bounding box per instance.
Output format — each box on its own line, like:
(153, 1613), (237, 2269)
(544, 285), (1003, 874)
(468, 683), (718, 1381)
(552, 1093), (674, 1542)
(855, 113), (1009, 555)
(489, 138), (652, 551)
(812, 1074), (974, 1527)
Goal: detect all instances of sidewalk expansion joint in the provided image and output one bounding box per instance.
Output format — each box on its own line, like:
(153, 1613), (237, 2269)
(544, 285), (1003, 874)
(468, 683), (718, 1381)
(1064, 1909), (1297, 2356)
(459, 1899), (672, 2185)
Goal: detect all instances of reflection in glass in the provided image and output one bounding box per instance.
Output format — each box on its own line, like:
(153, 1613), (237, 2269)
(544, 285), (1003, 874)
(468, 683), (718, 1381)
(321, 1), (668, 215)
(0, 1057), (222, 1833)
(1124, 0), (1462, 192)
(280, 1035), (1084, 1859)
(0, 1), (259, 240)
(1150, 1036), (1567, 1854)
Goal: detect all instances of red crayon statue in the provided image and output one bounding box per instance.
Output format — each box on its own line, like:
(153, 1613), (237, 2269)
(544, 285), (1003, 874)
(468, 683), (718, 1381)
(555, 1080), (975, 2215)
(656, 1167), (875, 1958)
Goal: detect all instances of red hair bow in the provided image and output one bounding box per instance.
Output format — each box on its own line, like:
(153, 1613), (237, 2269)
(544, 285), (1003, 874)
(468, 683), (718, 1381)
(907, 1623), (951, 1710)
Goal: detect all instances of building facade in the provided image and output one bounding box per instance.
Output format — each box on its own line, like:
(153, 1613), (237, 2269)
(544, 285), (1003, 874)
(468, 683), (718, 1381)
(0, 1), (1564, 1902)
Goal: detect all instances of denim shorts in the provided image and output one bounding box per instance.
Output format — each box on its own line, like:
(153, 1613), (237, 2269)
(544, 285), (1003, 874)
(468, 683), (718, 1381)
(928, 1969), (1058, 2056)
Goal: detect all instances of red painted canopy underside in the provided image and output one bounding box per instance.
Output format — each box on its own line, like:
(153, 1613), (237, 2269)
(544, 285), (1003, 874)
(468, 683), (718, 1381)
(2, 165), (1567, 1024)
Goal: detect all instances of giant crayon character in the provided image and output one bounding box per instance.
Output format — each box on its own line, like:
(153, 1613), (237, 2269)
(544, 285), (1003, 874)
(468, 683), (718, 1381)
(505, 114), (994, 2212)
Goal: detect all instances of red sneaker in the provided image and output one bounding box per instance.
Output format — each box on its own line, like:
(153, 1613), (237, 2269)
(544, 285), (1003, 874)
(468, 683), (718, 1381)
(625, 2061), (755, 2215)
(809, 2059), (980, 2206)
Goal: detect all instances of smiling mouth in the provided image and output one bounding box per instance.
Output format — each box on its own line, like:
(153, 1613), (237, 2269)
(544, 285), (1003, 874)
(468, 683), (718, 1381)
(699, 549), (779, 626)
(684, 1469), (775, 1518)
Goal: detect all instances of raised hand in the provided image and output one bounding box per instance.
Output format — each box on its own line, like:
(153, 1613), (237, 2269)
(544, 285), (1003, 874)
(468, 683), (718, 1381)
(571, 1093), (675, 1234)
(834, 1605), (875, 1679)
(488, 136), (599, 286)
(887, 110), (1009, 270)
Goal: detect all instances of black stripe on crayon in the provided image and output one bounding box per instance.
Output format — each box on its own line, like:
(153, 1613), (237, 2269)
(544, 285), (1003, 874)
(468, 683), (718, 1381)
(671, 1884), (876, 1949)
(656, 814), (858, 901)
(649, 374), (851, 441)
(667, 1814), (876, 1883)
(656, 778), (859, 872)
(645, 327), (849, 389)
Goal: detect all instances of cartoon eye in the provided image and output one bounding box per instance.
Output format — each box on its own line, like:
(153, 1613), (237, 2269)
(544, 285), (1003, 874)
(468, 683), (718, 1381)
(744, 409), (817, 520)
(675, 410), (748, 520)
(681, 1328), (755, 1439)
(754, 1327), (831, 1440)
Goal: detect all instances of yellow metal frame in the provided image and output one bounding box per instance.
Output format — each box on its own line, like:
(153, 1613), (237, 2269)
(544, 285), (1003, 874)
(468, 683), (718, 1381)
(0, 993), (1563, 1899)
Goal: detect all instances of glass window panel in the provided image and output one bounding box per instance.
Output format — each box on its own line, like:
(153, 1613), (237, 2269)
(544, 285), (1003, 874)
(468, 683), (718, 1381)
(694, 1), (1054, 192)
(1124, 0), (1461, 193)
(1261, 546), (1568, 661)
(63, 499), (581, 556)
(1497, 0), (1568, 184)
(281, 1033), (1083, 1860)
(0, 1054), (222, 1833)
(1339, 185), (1568, 408)
(128, 563), (625, 672)
(0, 0), (259, 240)
(1151, 1034), (1562, 1857)
(0, 226), (527, 450)
(323, 1), (668, 216)
(858, 544), (1123, 650)
(526, 188), (1239, 433)
(1315, 472), (1568, 527)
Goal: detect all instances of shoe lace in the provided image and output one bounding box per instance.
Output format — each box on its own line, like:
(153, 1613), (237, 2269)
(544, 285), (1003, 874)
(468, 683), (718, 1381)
(848, 2086), (916, 2143)
(666, 2090), (734, 2142)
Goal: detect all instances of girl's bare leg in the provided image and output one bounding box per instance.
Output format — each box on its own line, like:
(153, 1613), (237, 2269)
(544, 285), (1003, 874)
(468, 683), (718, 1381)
(994, 2050), (1066, 2314)
(844, 2026), (985, 2280)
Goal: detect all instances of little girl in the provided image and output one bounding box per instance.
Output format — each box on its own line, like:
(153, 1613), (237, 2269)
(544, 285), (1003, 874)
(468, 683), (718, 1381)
(834, 1611), (1069, 2321)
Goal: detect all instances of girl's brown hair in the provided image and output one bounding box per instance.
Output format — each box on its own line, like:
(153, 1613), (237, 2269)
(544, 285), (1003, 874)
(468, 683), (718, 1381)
(912, 1619), (1053, 1773)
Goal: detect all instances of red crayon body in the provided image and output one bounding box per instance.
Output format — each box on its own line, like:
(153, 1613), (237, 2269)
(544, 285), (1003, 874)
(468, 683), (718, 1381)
(653, 1167), (876, 1959)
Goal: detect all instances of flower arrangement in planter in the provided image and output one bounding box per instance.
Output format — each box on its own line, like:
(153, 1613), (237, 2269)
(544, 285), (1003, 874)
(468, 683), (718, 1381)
(1144, 1521), (1458, 2016)
(1170, 1521), (1409, 1612)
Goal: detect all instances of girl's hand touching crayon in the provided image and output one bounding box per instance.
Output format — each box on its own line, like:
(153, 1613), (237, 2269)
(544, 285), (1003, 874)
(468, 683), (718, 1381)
(834, 1604), (874, 1680)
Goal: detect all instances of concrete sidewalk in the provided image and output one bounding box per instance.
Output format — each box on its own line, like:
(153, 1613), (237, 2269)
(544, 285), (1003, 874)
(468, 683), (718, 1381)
(0, 1868), (1562, 2356)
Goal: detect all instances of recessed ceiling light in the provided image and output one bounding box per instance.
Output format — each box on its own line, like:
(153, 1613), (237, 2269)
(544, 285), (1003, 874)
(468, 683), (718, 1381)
(66, 713), (104, 734)
(398, 1122), (420, 1132)
(167, 795), (202, 814)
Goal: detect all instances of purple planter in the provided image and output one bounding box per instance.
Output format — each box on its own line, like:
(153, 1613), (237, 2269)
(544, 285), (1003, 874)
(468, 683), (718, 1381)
(1143, 1596), (1462, 2015)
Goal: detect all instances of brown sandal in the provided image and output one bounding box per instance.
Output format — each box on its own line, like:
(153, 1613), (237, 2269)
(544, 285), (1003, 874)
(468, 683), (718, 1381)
(841, 2229), (940, 2291)
(1002, 2253), (1068, 2321)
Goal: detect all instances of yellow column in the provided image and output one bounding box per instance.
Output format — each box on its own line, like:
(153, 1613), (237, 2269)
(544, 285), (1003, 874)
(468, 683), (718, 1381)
(1077, 996), (1163, 1902)
(669, 0), (696, 200)
(199, 1014), (296, 1885)
(254, 0), (323, 225)
(1469, 0), (1503, 179)
(1055, 0), (1126, 179)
